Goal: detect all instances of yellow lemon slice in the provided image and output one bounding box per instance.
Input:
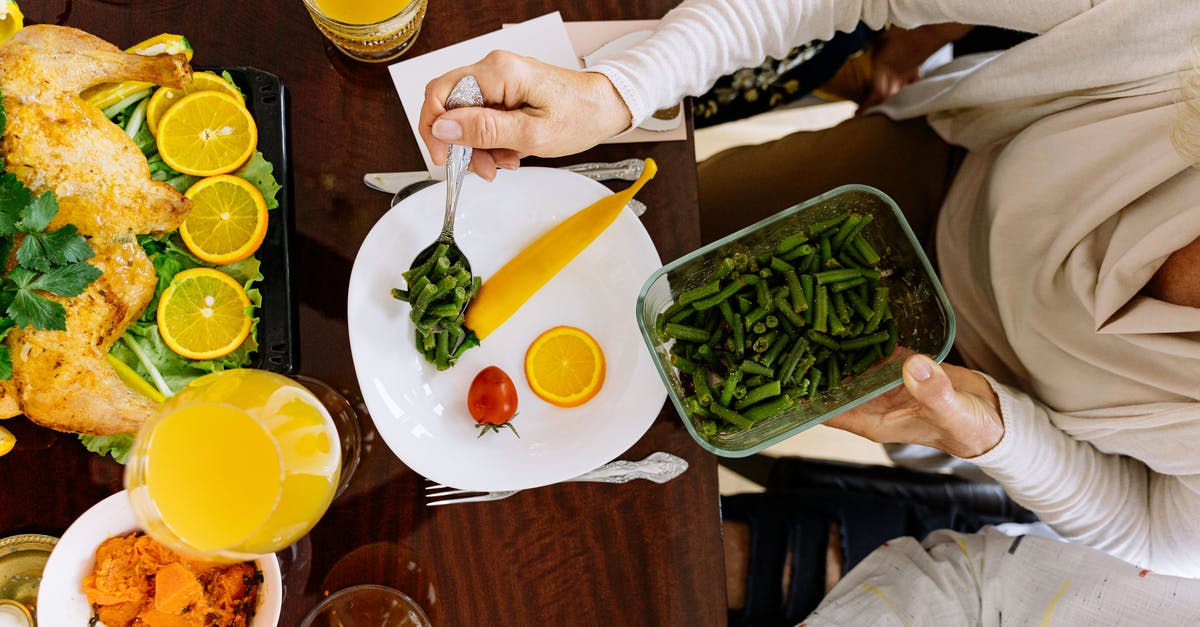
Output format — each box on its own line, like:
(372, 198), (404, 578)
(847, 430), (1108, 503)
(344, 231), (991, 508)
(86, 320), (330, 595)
(180, 175), (269, 265)
(146, 71), (243, 136)
(0, 1), (23, 46)
(157, 267), (253, 361)
(0, 424), (14, 457)
(524, 326), (606, 408)
(156, 90), (257, 177)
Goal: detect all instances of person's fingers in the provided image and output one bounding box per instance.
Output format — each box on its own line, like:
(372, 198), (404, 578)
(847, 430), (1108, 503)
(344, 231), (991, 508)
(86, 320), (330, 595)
(492, 149), (521, 170)
(469, 149), (499, 181)
(433, 107), (546, 154)
(901, 355), (959, 418)
(902, 355), (1003, 457)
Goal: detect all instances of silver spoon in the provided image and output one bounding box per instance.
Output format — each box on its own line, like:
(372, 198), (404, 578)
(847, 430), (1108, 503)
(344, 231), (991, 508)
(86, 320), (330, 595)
(407, 75), (484, 274)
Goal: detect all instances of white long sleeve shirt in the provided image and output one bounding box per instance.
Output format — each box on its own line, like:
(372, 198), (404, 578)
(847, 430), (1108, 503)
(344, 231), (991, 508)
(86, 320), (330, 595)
(590, 0), (1200, 577)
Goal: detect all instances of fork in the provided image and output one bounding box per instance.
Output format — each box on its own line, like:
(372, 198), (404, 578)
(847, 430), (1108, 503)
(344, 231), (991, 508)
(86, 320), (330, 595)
(424, 452), (689, 506)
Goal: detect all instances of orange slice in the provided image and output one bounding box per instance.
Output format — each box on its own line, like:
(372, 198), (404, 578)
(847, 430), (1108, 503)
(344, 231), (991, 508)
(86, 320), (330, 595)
(157, 268), (252, 360)
(156, 90), (257, 176)
(524, 326), (606, 408)
(146, 71), (243, 136)
(180, 175), (268, 265)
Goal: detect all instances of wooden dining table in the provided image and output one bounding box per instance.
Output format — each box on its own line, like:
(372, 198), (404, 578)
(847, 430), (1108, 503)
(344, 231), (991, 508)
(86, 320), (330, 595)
(2, 1), (725, 625)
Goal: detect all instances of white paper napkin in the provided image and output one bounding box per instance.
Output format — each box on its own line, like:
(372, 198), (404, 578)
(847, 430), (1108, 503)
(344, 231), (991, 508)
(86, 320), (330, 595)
(388, 12), (579, 178)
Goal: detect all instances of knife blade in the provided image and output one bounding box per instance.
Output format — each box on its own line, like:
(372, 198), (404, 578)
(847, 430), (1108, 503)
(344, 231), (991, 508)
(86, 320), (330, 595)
(363, 159), (645, 194)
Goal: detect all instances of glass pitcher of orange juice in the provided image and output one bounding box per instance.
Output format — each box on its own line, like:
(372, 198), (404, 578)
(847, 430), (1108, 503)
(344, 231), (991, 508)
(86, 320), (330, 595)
(125, 369), (341, 562)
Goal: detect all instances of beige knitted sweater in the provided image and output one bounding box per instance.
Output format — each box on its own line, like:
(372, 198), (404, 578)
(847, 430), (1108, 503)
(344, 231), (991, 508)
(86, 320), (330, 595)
(590, 0), (1200, 576)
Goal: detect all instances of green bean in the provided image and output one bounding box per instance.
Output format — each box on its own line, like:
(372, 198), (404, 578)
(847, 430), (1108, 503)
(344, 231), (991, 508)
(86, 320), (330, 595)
(434, 331), (450, 370)
(743, 395), (796, 422)
(830, 213), (863, 252)
(709, 402), (753, 429)
(764, 315), (779, 329)
(426, 303), (461, 318)
(838, 330), (890, 351)
(835, 213), (872, 252)
(844, 289), (875, 321)
(775, 232), (810, 255)
(774, 295), (806, 329)
(671, 355), (698, 375)
(852, 235), (881, 265)
(831, 276), (868, 293)
(752, 330), (777, 354)
(762, 333), (791, 367)
(826, 359), (842, 389)
(408, 283), (438, 322)
(664, 323), (710, 343)
(769, 256), (794, 273)
(732, 313), (746, 357)
(679, 280), (722, 307)
(401, 244), (448, 285)
(782, 243), (816, 262)
(755, 279), (774, 311)
(718, 300), (736, 329)
(738, 359), (774, 377)
(685, 396), (713, 419)
(814, 268), (862, 285)
(693, 368), (714, 405)
(806, 369), (823, 399)
(784, 270), (807, 314)
(693, 278), (745, 310)
(718, 369), (743, 407)
(777, 339), (812, 385)
(809, 214), (848, 237)
(812, 284), (829, 333)
(864, 286), (890, 334)
(735, 380), (782, 411)
(806, 329), (840, 352)
(390, 288), (409, 302)
(744, 307), (768, 329)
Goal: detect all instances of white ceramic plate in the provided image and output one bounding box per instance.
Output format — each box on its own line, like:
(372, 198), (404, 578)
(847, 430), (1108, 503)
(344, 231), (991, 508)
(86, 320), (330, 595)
(348, 167), (666, 491)
(37, 490), (282, 626)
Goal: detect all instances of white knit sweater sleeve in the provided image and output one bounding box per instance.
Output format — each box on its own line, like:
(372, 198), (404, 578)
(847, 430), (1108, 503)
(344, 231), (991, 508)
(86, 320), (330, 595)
(586, 0), (1093, 124)
(967, 377), (1200, 578)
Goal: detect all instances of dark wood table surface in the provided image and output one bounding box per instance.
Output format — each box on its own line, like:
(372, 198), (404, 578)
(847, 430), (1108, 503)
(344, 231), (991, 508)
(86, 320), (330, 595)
(3, 1), (725, 625)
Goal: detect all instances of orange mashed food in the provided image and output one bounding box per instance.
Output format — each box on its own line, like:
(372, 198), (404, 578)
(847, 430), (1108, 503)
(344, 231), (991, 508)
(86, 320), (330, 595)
(83, 532), (262, 627)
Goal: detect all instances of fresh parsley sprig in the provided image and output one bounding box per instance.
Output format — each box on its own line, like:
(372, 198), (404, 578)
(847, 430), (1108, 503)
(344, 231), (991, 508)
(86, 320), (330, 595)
(0, 98), (103, 378)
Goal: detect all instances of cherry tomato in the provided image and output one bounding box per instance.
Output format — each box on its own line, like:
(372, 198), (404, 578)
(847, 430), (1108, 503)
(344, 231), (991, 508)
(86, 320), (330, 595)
(468, 366), (519, 437)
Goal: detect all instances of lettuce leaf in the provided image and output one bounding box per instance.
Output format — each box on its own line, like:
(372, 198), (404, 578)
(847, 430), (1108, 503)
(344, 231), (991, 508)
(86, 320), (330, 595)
(78, 433), (135, 465)
(235, 151), (282, 210)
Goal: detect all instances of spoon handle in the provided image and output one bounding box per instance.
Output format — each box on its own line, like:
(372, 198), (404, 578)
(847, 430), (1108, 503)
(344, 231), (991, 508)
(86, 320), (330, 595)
(440, 143), (471, 241)
(438, 76), (483, 242)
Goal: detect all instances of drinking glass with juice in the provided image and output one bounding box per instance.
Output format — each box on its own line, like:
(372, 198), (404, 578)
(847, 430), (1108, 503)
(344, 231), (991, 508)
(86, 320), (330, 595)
(303, 0), (428, 62)
(125, 369), (342, 562)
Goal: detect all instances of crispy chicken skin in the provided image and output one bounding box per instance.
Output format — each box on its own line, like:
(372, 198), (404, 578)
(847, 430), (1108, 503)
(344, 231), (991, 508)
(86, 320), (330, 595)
(0, 24), (192, 237)
(10, 239), (159, 435)
(0, 25), (197, 433)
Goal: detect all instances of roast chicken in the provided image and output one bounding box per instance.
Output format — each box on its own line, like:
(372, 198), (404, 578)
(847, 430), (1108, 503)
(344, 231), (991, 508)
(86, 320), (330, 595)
(0, 25), (193, 434)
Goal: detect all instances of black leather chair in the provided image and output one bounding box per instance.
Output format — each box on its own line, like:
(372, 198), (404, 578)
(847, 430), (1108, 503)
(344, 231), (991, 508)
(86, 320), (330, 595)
(721, 457), (1037, 626)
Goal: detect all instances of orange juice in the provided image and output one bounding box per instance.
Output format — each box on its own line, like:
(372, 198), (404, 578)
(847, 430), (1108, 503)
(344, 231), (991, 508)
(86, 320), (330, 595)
(126, 369), (340, 561)
(312, 0), (407, 25)
(304, 0), (427, 62)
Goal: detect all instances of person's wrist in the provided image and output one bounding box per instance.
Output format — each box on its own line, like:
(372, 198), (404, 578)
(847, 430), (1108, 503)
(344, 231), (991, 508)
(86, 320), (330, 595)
(584, 72), (633, 137)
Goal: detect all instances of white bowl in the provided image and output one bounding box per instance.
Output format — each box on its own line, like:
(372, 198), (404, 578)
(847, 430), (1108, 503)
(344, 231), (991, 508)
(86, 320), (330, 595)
(37, 490), (282, 626)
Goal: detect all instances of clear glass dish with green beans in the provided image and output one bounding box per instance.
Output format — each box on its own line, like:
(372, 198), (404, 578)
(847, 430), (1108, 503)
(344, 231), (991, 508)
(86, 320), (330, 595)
(635, 185), (955, 457)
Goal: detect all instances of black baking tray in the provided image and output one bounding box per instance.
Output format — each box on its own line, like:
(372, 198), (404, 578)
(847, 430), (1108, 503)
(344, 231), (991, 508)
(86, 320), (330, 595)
(202, 67), (299, 374)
